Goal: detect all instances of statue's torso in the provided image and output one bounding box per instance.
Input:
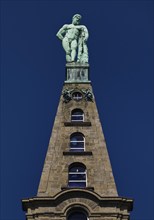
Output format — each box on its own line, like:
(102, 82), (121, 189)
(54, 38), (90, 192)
(65, 24), (81, 40)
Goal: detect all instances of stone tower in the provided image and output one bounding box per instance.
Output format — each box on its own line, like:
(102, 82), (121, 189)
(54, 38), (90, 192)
(22, 62), (133, 219)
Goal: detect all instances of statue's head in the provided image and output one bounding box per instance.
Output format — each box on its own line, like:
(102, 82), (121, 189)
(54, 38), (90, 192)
(72, 14), (82, 25)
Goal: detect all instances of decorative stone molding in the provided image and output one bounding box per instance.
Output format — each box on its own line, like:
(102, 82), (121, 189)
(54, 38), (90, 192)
(64, 122), (91, 126)
(62, 88), (74, 103)
(22, 189), (133, 219)
(62, 88), (94, 103)
(63, 151), (93, 156)
(81, 89), (94, 102)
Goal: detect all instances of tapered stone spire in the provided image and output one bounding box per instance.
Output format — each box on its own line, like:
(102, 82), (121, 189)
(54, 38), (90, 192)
(37, 65), (117, 197)
(22, 63), (133, 219)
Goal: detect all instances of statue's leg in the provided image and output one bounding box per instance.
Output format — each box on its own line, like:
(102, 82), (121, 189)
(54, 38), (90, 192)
(82, 44), (88, 63)
(62, 38), (71, 62)
(83, 44), (88, 55)
(71, 40), (77, 62)
(77, 43), (83, 62)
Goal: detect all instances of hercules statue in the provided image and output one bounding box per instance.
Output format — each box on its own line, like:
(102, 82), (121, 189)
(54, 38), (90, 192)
(56, 14), (89, 63)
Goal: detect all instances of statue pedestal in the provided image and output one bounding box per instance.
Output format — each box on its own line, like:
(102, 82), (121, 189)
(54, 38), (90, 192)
(65, 63), (91, 83)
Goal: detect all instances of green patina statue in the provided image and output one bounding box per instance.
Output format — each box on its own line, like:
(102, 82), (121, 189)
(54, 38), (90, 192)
(56, 14), (89, 63)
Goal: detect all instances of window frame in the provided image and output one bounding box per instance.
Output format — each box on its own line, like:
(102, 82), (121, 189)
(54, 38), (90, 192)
(68, 163), (87, 188)
(71, 109), (84, 122)
(72, 92), (83, 101)
(70, 132), (85, 152)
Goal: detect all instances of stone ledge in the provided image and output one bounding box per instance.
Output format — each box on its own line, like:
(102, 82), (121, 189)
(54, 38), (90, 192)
(22, 191), (133, 212)
(64, 122), (91, 126)
(64, 81), (91, 84)
(63, 151), (93, 156)
(66, 63), (89, 68)
(61, 186), (94, 191)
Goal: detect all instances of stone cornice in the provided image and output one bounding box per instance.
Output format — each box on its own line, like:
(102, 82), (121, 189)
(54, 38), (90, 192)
(63, 151), (92, 156)
(22, 189), (133, 212)
(64, 122), (91, 126)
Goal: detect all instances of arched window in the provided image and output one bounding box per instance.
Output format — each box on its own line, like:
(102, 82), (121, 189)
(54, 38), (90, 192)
(72, 92), (82, 101)
(68, 211), (88, 220)
(71, 109), (84, 122)
(70, 132), (85, 152)
(68, 163), (86, 187)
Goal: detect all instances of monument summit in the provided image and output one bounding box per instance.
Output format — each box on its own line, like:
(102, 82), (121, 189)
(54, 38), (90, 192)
(22, 14), (133, 220)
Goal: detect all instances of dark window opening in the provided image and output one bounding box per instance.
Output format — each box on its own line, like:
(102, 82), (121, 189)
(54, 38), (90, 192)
(71, 109), (84, 122)
(68, 211), (87, 220)
(72, 92), (82, 101)
(68, 163), (86, 188)
(70, 133), (85, 152)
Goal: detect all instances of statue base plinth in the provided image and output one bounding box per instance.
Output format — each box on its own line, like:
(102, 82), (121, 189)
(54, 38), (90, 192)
(65, 62), (91, 83)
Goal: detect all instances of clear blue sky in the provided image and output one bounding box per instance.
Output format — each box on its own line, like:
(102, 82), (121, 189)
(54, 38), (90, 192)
(1, 1), (153, 220)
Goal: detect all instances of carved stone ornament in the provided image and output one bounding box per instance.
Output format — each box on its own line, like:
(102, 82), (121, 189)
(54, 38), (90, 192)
(62, 88), (74, 103)
(62, 88), (94, 103)
(81, 89), (94, 102)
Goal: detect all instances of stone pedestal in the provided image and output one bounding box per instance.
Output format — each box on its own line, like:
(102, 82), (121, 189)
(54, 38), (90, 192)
(65, 63), (91, 83)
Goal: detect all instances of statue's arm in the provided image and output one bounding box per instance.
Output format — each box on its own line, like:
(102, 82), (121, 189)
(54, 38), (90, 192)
(83, 26), (89, 41)
(56, 25), (68, 41)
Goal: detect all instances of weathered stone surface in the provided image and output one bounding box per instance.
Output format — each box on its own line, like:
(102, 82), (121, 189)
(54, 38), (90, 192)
(22, 72), (133, 219)
(37, 82), (117, 197)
